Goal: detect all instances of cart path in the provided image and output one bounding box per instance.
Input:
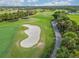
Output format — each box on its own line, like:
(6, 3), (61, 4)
(51, 20), (62, 58)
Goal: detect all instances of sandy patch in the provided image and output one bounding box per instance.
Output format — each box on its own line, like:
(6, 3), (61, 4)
(20, 24), (41, 48)
(37, 42), (45, 48)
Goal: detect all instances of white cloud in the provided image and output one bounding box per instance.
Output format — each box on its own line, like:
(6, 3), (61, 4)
(0, 0), (75, 6)
(26, 0), (39, 2)
(11, 0), (24, 3)
(53, 1), (71, 6)
(68, 0), (73, 1)
(20, 0), (24, 2)
(40, 0), (72, 6)
(0, 0), (24, 6)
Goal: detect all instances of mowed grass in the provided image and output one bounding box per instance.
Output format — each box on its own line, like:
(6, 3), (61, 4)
(0, 26), (17, 55)
(0, 20), (28, 57)
(68, 14), (79, 25)
(0, 11), (55, 57)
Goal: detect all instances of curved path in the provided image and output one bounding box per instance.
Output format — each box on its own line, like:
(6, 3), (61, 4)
(20, 24), (41, 48)
(50, 20), (62, 58)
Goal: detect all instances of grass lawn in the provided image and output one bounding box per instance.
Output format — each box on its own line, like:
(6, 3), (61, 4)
(68, 14), (79, 25)
(0, 11), (55, 57)
(0, 20), (27, 57)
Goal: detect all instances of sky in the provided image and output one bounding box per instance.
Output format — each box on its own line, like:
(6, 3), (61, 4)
(0, 0), (79, 6)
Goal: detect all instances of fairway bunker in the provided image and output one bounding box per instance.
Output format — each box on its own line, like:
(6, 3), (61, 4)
(20, 24), (41, 48)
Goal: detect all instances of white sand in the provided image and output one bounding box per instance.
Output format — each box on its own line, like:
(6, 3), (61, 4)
(37, 42), (44, 48)
(20, 24), (41, 48)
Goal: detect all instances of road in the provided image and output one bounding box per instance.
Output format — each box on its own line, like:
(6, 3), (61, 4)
(50, 20), (62, 58)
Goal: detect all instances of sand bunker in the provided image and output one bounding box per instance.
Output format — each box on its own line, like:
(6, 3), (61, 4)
(20, 24), (41, 48)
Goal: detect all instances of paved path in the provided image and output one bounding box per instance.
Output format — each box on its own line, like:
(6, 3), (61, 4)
(20, 24), (41, 48)
(50, 20), (62, 58)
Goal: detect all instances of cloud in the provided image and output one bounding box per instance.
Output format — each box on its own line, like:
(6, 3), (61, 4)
(34, 0), (72, 6)
(0, 0), (24, 6)
(26, 0), (39, 2)
(20, 0), (24, 2)
(0, 0), (78, 6)
(52, 1), (71, 6)
(42, 0), (73, 6)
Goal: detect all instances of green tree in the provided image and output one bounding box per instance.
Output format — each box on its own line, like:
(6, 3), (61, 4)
(52, 11), (60, 19)
(62, 32), (78, 50)
(57, 47), (70, 58)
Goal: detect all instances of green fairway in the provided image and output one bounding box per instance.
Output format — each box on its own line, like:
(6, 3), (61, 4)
(0, 26), (17, 55)
(0, 20), (27, 57)
(0, 11), (55, 57)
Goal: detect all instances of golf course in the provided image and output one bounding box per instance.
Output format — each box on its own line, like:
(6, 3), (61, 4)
(0, 11), (55, 58)
(0, 0), (79, 58)
(0, 7), (79, 58)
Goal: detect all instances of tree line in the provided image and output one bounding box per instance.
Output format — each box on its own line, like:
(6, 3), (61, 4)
(53, 10), (79, 58)
(0, 10), (36, 22)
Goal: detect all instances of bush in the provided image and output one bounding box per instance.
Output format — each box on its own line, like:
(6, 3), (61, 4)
(57, 47), (70, 58)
